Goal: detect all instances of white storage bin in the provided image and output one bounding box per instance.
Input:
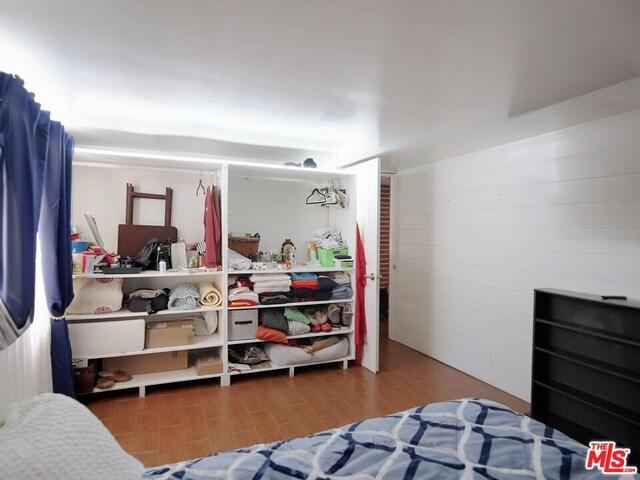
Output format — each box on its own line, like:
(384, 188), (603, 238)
(228, 310), (258, 340)
(69, 319), (145, 357)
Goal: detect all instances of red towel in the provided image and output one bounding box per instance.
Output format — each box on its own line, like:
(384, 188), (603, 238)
(355, 224), (367, 366)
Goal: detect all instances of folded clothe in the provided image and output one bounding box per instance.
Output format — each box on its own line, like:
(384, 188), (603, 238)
(229, 299), (259, 307)
(291, 280), (317, 289)
(228, 363), (251, 372)
(287, 320), (310, 335)
(284, 306), (310, 324)
(260, 295), (290, 305)
(290, 272), (317, 280)
(329, 272), (351, 284)
(316, 276), (338, 291)
(228, 249), (252, 270)
(331, 285), (353, 299)
(168, 283), (200, 311)
(129, 288), (167, 299)
(260, 309), (289, 333)
(197, 282), (222, 307)
(191, 313), (218, 336)
(286, 288), (331, 302)
(250, 273), (291, 283)
(253, 281), (292, 294)
(255, 326), (288, 344)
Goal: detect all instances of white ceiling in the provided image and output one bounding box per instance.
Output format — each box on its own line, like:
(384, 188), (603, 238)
(2, 0), (640, 170)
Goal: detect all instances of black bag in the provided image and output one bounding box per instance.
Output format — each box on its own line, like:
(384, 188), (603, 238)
(133, 237), (161, 270)
(127, 289), (170, 314)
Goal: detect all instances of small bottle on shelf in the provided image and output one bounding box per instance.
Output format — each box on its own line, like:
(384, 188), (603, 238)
(159, 260), (167, 273)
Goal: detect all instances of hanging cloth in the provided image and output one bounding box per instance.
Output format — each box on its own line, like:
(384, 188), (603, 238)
(203, 186), (221, 268)
(0, 73), (47, 349)
(0, 72), (76, 395)
(355, 224), (367, 366)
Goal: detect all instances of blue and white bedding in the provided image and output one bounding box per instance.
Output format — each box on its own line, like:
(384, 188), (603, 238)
(144, 398), (601, 479)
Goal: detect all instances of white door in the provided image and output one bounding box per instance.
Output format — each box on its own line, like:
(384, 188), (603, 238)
(344, 158), (380, 373)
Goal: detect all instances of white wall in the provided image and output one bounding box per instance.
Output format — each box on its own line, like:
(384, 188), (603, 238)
(72, 165), (219, 252)
(393, 108), (640, 402)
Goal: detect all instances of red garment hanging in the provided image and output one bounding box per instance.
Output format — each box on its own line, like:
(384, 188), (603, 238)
(355, 224), (367, 366)
(203, 186), (221, 267)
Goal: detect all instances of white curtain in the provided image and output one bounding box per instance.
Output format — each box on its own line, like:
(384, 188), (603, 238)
(0, 242), (52, 409)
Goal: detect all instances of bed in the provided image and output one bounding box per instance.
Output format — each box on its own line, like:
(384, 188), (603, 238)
(0, 394), (603, 479)
(143, 398), (601, 479)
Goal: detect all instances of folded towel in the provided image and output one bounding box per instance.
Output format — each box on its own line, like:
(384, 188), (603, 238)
(197, 282), (222, 307)
(250, 273), (291, 283)
(254, 284), (291, 294)
(250, 279), (292, 289)
(168, 283), (200, 311)
(291, 272), (317, 280)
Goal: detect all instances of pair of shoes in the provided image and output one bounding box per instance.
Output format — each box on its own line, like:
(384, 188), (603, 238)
(310, 324), (321, 333)
(95, 370), (132, 390)
(328, 304), (341, 325)
(341, 304), (353, 326)
(96, 377), (114, 389)
(311, 323), (332, 333)
(112, 370), (132, 382)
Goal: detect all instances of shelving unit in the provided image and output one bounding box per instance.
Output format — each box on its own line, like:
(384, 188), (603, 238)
(70, 162), (358, 397)
(531, 288), (640, 464)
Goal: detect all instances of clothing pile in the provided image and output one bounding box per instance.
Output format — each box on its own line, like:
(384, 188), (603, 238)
(312, 227), (346, 249)
(330, 272), (353, 299)
(250, 273), (291, 294)
(286, 273), (337, 302)
(255, 307), (312, 344)
(228, 276), (259, 307)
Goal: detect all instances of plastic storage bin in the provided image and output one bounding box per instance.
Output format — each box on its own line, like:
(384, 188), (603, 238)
(317, 247), (348, 267)
(228, 310), (258, 340)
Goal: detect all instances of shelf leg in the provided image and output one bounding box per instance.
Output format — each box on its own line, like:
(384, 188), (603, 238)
(221, 374), (230, 387)
(289, 367), (295, 377)
(342, 360), (348, 370)
(139, 386), (146, 398)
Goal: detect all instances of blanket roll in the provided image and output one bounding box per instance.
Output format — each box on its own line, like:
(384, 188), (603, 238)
(168, 283), (200, 311)
(197, 282), (222, 307)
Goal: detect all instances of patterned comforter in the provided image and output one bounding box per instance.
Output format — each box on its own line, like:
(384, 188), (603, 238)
(144, 398), (603, 479)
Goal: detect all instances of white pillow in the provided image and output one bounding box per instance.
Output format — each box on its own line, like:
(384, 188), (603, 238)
(0, 393), (144, 480)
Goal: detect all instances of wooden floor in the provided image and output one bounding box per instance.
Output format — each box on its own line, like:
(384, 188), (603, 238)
(85, 321), (529, 467)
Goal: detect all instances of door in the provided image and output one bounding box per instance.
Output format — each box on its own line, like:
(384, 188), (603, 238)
(343, 158), (380, 373)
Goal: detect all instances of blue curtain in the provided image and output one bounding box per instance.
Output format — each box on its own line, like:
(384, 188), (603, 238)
(0, 73), (75, 396)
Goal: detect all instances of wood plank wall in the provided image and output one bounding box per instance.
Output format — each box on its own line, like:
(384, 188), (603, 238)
(393, 108), (640, 401)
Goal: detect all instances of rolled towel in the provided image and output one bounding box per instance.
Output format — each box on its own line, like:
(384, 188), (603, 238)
(168, 283), (200, 311)
(197, 282), (222, 307)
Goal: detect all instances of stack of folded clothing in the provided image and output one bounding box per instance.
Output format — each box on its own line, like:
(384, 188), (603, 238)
(290, 272), (317, 289)
(228, 276), (259, 307)
(250, 273), (291, 294)
(329, 272), (353, 299)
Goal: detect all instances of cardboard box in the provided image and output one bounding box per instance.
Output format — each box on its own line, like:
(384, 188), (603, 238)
(194, 353), (223, 376)
(103, 351), (187, 375)
(145, 320), (194, 348)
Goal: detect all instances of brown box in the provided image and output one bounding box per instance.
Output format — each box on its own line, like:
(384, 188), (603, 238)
(103, 351), (187, 375)
(195, 353), (223, 376)
(145, 320), (194, 348)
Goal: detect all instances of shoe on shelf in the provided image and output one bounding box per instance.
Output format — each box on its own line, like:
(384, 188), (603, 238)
(327, 304), (341, 325)
(96, 377), (114, 390)
(310, 324), (322, 333)
(320, 323), (332, 332)
(342, 304), (353, 326)
(112, 370), (132, 382)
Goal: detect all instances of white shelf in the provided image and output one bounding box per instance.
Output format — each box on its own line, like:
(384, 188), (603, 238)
(229, 355), (354, 376)
(228, 328), (353, 345)
(80, 333), (223, 359)
(228, 298), (352, 310)
(88, 366), (224, 394)
(230, 266), (353, 275)
(73, 269), (222, 279)
(66, 305), (222, 321)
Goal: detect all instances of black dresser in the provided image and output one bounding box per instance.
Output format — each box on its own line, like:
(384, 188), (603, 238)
(531, 289), (640, 463)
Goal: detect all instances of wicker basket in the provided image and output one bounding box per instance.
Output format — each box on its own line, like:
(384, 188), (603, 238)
(228, 233), (260, 257)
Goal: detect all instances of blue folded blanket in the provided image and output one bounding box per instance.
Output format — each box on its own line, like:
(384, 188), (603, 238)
(168, 282), (200, 310)
(291, 272), (317, 280)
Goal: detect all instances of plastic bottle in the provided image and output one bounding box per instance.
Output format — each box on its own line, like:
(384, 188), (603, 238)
(159, 260), (167, 273)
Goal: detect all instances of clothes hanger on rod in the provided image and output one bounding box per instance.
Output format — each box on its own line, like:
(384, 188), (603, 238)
(196, 171), (206, 196)
(306, 188), (326, 205)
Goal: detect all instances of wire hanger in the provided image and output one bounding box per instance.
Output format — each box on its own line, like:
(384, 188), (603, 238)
(306, 188), (326, 205)
(196, 172), (206, 196)
(322, 187), (339, 205)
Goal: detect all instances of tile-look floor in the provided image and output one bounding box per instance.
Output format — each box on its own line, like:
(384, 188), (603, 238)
(85, 322), (529, 467)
